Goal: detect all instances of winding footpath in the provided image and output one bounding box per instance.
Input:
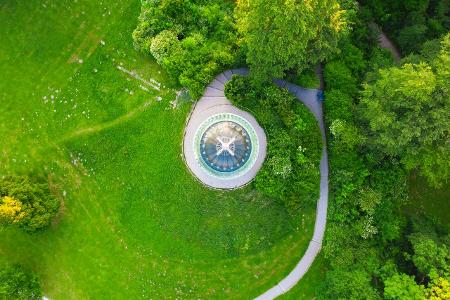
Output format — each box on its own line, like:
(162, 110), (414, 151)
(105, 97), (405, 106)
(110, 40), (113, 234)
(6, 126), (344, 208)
(185, 68), (328, 299)
(370, 22), (402, 63)
(256, 26), (402, 297)
(256, 79), (328, 300)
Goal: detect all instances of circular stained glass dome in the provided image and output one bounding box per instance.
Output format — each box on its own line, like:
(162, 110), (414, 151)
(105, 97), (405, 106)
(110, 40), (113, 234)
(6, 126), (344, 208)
(194, 113), (259, 179)
(200, 121), (252, 173)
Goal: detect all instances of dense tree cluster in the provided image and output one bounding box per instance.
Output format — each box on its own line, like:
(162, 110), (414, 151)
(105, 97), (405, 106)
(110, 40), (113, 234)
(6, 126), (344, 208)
(225, 75), (322, 213)
(133, 0), (352, 98)
(0, 176), (60, 232)
(0, 264), (41, 300)
(359, 34), (450, 187)
(361, 0), (449, 55)
(132, 0), (240, 99)
(235, 0), (350, 85)
(318, 3), (449, 298)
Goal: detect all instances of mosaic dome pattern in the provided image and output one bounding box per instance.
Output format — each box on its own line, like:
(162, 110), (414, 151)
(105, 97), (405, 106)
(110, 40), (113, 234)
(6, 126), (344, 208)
(194, 113), (259, 179)
(200, 121), (252, 173)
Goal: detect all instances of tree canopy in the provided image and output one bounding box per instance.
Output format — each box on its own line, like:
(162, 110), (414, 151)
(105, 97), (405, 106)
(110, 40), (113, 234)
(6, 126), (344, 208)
(132, 0), (239, 99)
(0, 265), (41, 300)
(235, 0), (350, 84)
(0, 176), (60, 232)
(359, 34), (450, 187)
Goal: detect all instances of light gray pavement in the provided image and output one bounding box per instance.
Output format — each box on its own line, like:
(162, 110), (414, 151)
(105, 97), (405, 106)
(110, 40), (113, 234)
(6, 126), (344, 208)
(183, 68), (267, 189)
(257, 25), (403, 296)
(183, 68), (329, 298)
(255, 79), (328, 300)
(370, 22), (402, 62)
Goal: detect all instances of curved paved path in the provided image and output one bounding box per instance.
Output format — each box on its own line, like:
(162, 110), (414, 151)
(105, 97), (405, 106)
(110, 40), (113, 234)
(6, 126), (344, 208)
(184, 68), (328, 298)
(255, 79), (328, 299)
(369, 22), (401, 63)
(257, 25), (402, 296)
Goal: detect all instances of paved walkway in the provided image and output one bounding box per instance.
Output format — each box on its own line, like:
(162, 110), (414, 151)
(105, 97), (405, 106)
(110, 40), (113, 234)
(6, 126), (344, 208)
(184, 68), (328, 298)
(256, 24), (404, 296)
(183, 68), (267, 189)
(255, 79), (328, 300)
(255, 24), (402, 296)
(370, 22), (401, 62)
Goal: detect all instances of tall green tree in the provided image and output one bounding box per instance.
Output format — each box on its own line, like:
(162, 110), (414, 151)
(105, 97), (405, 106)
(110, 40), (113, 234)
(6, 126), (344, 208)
(0, 176), (60, 232)
(235, 0), (350, 84)
(384, 273), (426, 300)
(0, 265), (41, 300)
(132, 0), (239, 99)
(358, 34), (450, 187)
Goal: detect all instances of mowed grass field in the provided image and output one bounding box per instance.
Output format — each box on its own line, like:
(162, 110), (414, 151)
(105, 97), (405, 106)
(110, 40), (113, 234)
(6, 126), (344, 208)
(0, 0), (318, 298)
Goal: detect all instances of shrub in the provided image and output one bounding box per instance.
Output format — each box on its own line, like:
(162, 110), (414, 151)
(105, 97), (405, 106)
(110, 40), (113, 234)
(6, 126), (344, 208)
(225, 75), (322, 213)
(323, 89), (354, 125)
(133, 0), (239, 99)
(323, 60), (359, 96)
(0, 196), (26, 224)
(0, 264), (41, 300)
(149, 30), (180, 64)
(294, 69), (320, 89)
(0, 176), (60, 232)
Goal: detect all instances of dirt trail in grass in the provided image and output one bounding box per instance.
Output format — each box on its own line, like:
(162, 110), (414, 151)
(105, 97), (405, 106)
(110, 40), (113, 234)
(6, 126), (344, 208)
(59, 101), (152, 142)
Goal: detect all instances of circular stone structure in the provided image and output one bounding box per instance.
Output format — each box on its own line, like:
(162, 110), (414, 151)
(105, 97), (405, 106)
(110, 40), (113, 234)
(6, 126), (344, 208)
(195, 113), (259, 179)
(183, 69), (266, 189)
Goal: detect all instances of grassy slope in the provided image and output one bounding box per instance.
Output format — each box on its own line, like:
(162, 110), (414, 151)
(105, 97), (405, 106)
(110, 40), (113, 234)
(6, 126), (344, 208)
(0, 0), (320, 298)
(279, 255), (326, 299)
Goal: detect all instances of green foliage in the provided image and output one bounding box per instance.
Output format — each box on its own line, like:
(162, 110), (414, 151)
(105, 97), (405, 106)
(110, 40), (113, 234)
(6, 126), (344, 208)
(0, 264), (41, 300)
(318, 269), (380, 300)
(323, 88), (353, 124)
(225, 75), (322, 213)
(133, 0), (239, 99)
(409, 233), (450, 277)
(323, 61), (359, 96)
(149, 30), (180, 64)
(293, 69), (320, 89)
(383, 273), (426, 300)
(361, 0), (450, 54)
(0, 176), (59, 232)
(397, 24), (428, 54)
(358, 34), (450, 187)
(235, 0), (351, 85)
(329, 119), (365, 154)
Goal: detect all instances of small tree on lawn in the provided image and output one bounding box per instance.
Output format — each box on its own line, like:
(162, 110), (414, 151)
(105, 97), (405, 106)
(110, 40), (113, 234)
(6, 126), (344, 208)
(0, 176), (60, 232)
(0, 264), (41, 300)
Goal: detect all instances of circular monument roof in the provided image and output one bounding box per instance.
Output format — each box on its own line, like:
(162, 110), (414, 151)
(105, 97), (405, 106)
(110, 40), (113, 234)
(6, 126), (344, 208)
(183, 72), (266, 189)
(194, 113), (259, 179)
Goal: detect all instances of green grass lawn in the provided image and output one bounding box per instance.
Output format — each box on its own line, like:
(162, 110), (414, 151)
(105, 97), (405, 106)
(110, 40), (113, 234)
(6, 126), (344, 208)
(0, 0), (319, 298)
(279, 254), (326, 299)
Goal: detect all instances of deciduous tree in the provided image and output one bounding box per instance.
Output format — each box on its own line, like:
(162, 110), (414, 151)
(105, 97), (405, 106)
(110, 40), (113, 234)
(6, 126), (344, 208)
(235, 0), (350, 84)
(0, 265), (41, 300)
(0, 176), (59, 232)
(358, 34), (450, 187)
